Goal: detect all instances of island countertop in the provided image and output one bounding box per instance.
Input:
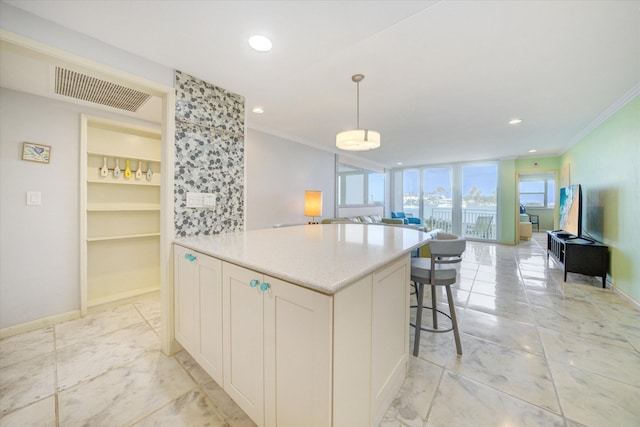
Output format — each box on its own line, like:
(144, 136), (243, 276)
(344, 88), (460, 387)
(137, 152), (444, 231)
(174, 223), (431, 294)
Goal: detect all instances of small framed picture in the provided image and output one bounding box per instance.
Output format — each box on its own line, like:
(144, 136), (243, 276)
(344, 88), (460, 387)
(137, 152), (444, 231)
(22, 142), (51, 164)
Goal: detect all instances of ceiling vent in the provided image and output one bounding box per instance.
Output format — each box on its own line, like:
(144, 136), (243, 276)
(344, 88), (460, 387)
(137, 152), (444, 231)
(55, 67), (151, 112)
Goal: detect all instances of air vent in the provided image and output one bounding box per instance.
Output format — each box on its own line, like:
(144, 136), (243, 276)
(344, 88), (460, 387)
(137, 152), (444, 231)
(55, 67), (151, 112)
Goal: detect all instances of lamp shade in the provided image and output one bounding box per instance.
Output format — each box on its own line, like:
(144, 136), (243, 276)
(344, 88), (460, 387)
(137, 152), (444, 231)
(335, 129), (381, 151)
(304, 190), (323, 217)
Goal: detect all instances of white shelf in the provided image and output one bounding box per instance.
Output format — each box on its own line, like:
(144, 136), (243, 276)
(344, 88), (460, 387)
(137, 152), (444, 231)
(88, 150), (161, 163)
(87, 167), (161, 186)
(87, 203), (160, 212)
(87, 232), (160, 242)
(83, 116), (163, 312)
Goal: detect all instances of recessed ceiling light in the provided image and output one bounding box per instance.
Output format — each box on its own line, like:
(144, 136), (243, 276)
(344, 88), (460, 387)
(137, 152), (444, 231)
(528, 149), (537, 153)
(396, 162), (403, 165)
(248, 35), (272, 52)
(509, 118), (523, 125)
(252, 106), (264, 114)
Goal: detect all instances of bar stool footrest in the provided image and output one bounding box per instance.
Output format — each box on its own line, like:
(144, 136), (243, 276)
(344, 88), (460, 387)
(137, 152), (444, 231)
(410, 304), (454, 333)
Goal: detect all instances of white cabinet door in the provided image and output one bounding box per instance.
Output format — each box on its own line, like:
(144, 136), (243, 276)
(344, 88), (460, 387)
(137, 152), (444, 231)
(263, 275), (332, 427)
(174, 245), (198, 356)
(174, 246), (223, 385)
(223, 264), (333, 427)
(371, 256), (410, 425)
(196, 254), (223, 385)
(223, 263), (265, 427)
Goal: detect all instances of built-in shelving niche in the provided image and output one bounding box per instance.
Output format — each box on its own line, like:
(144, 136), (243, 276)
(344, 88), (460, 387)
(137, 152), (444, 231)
(81, 115), (162, 309)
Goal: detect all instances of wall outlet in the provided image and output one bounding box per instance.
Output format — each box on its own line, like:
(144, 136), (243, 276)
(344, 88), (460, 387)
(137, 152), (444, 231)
(26, 191), (42, 206)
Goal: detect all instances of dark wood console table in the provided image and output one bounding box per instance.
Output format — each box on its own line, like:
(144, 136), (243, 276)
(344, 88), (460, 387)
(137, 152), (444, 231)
(547, 231), (608, 288)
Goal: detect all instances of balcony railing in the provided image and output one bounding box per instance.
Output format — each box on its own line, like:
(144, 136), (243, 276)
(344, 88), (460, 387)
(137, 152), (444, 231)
(423, 207), (497, 240)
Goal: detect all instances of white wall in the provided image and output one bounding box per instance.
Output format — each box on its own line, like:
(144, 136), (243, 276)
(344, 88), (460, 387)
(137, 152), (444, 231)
(0, 88), (159, 328)
(0, 3), (173, 87)
(0, 7), (174, 330)
(245, 129), (336, 230)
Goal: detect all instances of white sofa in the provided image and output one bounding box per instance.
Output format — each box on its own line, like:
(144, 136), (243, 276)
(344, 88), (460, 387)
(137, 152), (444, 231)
(321, 214), (423, 230)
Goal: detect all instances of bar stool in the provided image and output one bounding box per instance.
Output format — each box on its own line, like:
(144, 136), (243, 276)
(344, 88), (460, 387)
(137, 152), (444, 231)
(410, 233), (466, 356)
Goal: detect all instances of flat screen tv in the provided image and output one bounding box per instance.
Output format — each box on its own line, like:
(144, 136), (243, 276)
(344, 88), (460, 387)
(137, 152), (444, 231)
(559, 184), (582, 237)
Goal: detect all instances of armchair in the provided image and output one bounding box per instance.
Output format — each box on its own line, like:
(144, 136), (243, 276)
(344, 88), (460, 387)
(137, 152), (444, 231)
(520, 204), (540, 232)
(390, 211), (423, 226)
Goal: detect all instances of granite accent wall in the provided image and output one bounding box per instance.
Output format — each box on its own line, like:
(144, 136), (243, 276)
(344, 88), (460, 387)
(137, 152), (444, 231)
(174, 70), (245, 237)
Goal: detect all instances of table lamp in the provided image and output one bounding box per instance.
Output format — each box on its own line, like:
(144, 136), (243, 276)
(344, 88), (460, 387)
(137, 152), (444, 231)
(304, 190), (322, 224)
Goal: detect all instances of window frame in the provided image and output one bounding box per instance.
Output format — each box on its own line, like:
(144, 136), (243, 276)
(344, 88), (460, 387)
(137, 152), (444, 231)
(337, 165), (385, 207)
(519, 177), (555, 209)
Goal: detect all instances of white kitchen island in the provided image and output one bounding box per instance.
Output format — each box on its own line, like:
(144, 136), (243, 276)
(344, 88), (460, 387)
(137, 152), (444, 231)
(173, 223), (432, 427)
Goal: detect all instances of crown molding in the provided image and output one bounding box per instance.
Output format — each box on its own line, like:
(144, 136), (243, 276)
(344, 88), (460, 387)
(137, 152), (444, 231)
(567, 82), (640, 149)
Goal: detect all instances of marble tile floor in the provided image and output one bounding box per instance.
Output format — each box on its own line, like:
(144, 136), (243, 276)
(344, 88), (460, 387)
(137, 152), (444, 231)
(1, 233), (639, 426)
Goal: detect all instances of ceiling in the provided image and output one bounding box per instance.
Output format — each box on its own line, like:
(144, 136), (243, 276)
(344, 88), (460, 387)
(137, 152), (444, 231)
(2, 0), (639, 168)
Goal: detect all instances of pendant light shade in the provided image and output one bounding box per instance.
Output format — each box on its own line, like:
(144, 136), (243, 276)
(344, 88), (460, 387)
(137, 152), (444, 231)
(336, 74), (380, 151)
(336, 129), (381, 151)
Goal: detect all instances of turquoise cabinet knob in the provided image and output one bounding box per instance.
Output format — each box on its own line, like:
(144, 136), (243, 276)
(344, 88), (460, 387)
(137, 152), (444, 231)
(250, 279), (259, 288)
(260, 282), (270, 292)
(184, 253), (196, 262)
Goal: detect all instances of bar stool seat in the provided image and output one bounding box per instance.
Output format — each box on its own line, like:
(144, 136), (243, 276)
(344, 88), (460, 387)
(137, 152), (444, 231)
(410, 234), (465, 356)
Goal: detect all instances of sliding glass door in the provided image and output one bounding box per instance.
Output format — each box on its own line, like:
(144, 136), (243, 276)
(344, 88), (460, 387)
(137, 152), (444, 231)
(461, 164), (497, 239)
(423, 167), (454, 234)
(395, 162), (498, 240)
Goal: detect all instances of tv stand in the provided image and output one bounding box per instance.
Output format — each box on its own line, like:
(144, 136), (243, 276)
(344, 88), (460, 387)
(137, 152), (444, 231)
(547, 231), (608, 288)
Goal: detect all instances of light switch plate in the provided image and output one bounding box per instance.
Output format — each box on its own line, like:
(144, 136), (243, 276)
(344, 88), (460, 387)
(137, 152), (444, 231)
(187, 192), (215, 208)
(203, 194), (216, 207)
(186, 192), (204, 208)
(26, 191), (42, 206)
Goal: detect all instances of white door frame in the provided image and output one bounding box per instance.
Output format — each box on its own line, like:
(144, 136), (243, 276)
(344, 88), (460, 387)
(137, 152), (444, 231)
(516, 169), (559, 240)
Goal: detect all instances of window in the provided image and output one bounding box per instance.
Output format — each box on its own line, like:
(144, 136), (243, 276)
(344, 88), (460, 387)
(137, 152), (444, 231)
(401, 169), (420, 217)
(338, 164), (385, 206)
(368, 173), (385, 204)
(519, 174), (555, 208)
(423, 167), (453, 233)
(343, 174), (364, 205)
(393, 162), (498, 240)
(462, 164), (498, 239)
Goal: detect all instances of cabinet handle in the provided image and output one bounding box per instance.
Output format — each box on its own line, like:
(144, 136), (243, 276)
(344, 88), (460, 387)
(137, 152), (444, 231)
(184, 253), (196, 262)
(250, 279), (260, 288)
(260, 282), (270, 292)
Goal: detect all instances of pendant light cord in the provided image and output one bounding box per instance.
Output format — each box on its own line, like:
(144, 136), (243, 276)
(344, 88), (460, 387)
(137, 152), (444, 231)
(356, 80), (360, 129)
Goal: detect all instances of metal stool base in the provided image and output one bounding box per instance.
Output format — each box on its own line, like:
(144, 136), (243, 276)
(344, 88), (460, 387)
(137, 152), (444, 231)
(412, 282), (462, 356)
(410, 304), (454, 333)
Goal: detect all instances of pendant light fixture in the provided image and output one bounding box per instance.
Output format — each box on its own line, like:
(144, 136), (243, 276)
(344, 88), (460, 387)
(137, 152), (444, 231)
(336, 74), (380, 151)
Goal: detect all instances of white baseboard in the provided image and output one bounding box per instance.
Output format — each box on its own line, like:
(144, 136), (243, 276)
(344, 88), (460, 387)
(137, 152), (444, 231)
(613, 285), (640, 310)
(0, 310), (81, 339)
(1, 287), (161, 340)
(88, 286), (160, 309)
